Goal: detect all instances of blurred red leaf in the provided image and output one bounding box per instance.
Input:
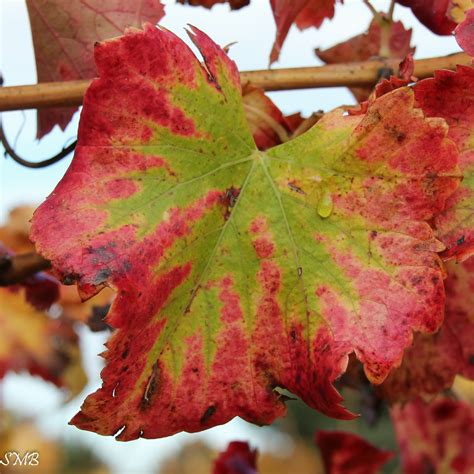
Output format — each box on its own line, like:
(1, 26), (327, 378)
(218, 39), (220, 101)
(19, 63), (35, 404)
(213, 441), (258, 474)
(392, 397), (474, 473)
(0, 286), (86, 397)
(316, 430), (392, 474)
(0, 243), (59, 310)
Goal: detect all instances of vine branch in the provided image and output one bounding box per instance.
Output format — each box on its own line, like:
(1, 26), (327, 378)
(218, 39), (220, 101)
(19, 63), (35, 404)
(0, 53), (469, 112)
(0, 252), (51, 286)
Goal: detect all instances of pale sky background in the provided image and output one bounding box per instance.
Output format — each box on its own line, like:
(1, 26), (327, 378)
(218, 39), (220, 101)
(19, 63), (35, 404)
(0, 0), (462, 472)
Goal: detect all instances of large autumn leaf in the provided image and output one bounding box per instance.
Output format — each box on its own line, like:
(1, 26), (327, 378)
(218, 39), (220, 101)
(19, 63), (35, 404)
(414, 66), (474, 260)
(26, 0), (165, 138)
(316, 15), (414, 102)
(31, 24), (459, 439)
(391, 397), (474, 473)
(270, 0), (339, 64)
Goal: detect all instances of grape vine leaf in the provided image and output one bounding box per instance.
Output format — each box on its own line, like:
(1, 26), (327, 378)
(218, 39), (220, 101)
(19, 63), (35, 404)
(414, 66), (474, 260)
(315, 431), (393, 474)
(31, 24), (460, 440)
(395, 0), (458, 34)
(21, 273), (60, 311)
(25, 0), (165, 138)
(177, 0), (250, 8)
(455, 7), (474, 56)
(213, 441), (258, 474)
(391, 397), (474, 473)
(270, 0), (339, 64)
(316, 15), (414, 102)
(0, 286), (87, 397)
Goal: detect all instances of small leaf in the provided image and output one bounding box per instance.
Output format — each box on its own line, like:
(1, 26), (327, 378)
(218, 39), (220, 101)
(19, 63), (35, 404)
(395, 0), (458, 35)
(31, 25), (459, 439)
(316, 430), (393, 474)
(25, 0), (165, 138)
(316, 15), (414, 102)
(414, 65), (474, 261)
(391, 397), (474, 473)
(213, 441), (258, 474)
(270, 0), (338, 64)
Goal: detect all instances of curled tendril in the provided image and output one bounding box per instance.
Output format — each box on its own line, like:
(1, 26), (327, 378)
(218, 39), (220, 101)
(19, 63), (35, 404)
(0, 119), (76, 168)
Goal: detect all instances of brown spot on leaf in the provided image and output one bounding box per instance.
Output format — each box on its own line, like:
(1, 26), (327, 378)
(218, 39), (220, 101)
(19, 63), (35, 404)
(287, 181), (305, 194)
(141, 362), (159, 409)
(200, 405), (216, 424)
